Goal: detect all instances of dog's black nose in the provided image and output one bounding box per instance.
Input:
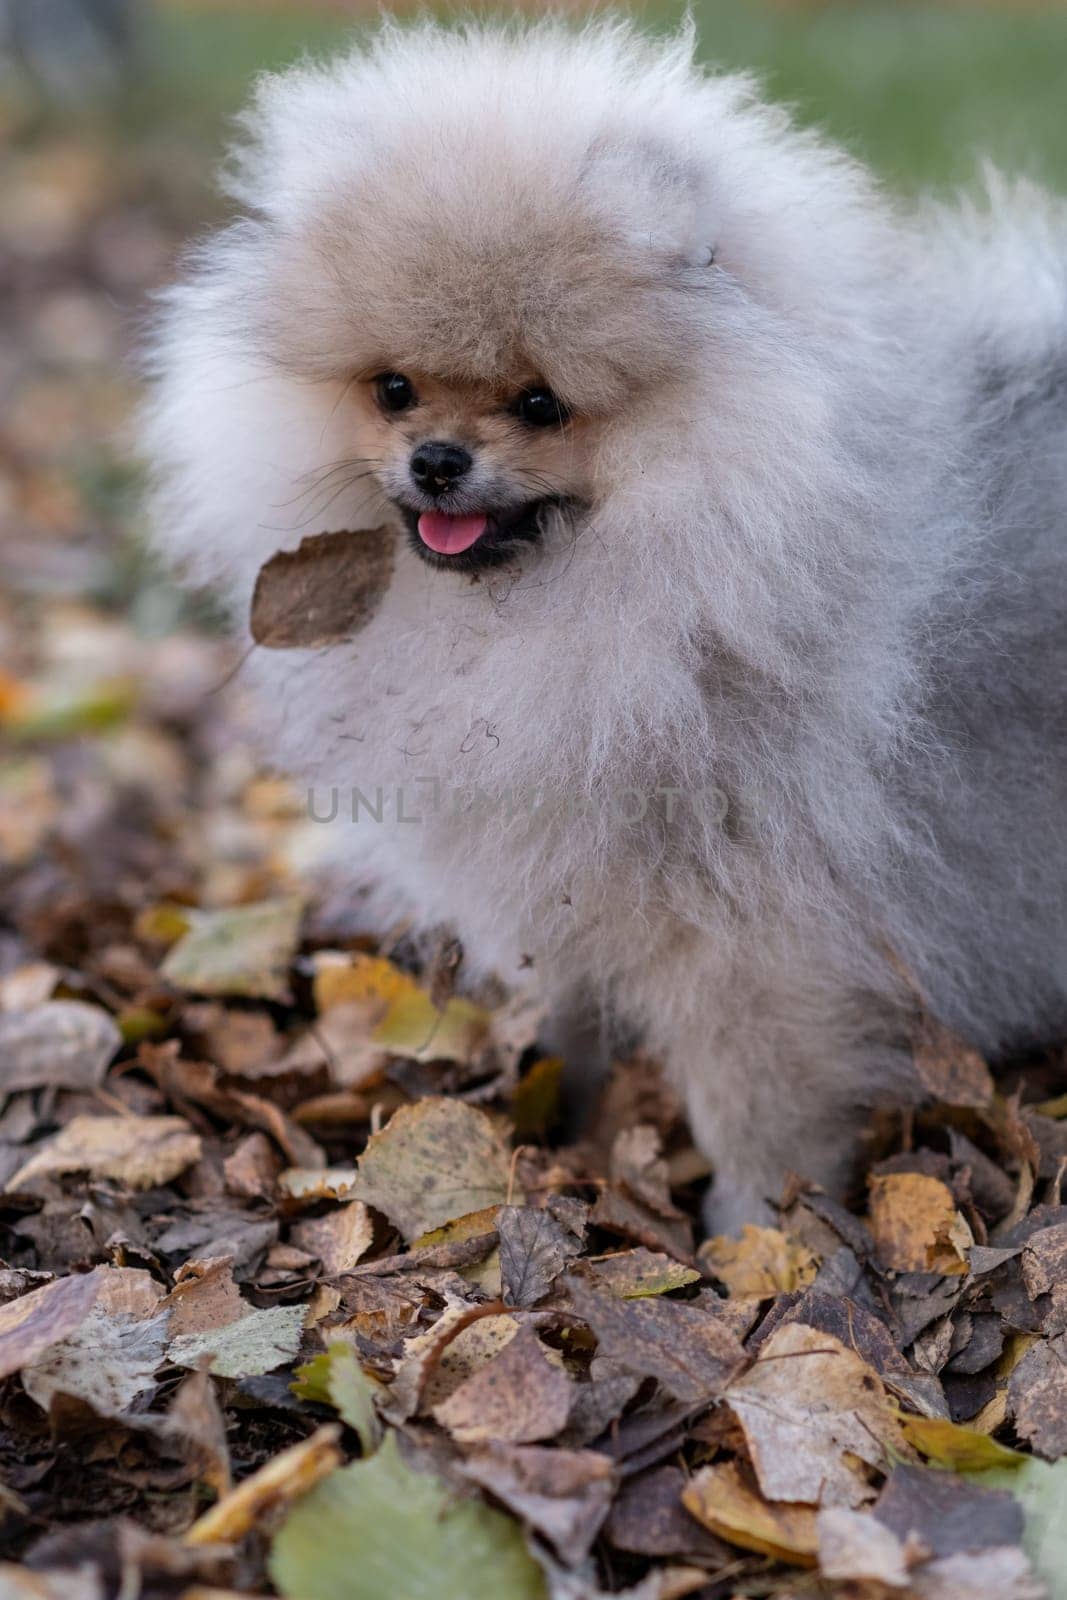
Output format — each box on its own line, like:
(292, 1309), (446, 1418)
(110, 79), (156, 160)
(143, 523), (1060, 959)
(410, 440), (472, 496)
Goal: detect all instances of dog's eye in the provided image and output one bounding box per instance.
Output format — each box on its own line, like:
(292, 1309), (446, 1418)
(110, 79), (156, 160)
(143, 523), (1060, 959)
(375, 372), (417, 413)
(514, 387), (570, 428)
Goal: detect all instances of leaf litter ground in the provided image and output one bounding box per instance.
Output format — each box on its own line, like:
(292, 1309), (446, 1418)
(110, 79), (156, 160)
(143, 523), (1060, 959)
(3, 103), (1067, 1600)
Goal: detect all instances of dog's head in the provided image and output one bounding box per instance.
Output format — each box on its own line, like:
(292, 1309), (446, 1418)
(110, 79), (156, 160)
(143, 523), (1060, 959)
(146, 22), (896, 598)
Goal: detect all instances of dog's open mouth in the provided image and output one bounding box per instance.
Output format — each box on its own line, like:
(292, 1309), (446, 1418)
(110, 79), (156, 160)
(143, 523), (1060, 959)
(397, 497), (567, 572)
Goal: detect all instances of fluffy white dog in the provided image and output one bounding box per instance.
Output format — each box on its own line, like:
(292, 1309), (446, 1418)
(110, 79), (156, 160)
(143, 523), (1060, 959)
(142, 19), (1067, 1231)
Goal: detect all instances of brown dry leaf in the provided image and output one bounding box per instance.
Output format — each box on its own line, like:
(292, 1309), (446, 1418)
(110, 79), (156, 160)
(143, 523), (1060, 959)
(0, 1000), (119, 1093)
(461, 1443), (616, 1566)
(913, 1015), (995, 1108)
(349, 1097), (511, 1241)
(607, 1465), (731, 1562)
(184, 1422), (343, 1546)
(699, 1224), (818, 1297)
(566, 1276), (745, 1404)
(499, 1204), (580, 1307)
(725, 1321), (905, 1507)
(22, 1267), (168, 1418)
(159, 1258), (247, 1342)
(587, 1249), (700, 1299)
(433, 1325), (572, 1444)
(1008, 1336), (1067, 1458)
(278, 1166), (358, 1204)
(160, 897), (304, 1003)
(290, 1201), (374, 1275)
(418, 1311), (522, 1411)
(873, 1462), (1024, 1558)
(0, 1273), (100, 1379)
(163, 1367), (232, 1496)
(869, 1173), (973, 1275)
(816, 1505), (913, 1586)
(250, 526), (396, 649)
(7, 1114), (201, 1193)
(682, 1460), (819, 1565)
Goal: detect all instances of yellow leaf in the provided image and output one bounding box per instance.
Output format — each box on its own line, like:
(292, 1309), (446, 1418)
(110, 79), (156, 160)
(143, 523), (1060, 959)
(682, 1461), (818, 1566)
(868, 1173), (972, 1274)
(512, 1055), (564, 1139)
(314, 952), (489, 1064)
(184, 1423), (342, 1546)
(699, 1224), (818, 1297)
(895, 1412), (1027, 1471)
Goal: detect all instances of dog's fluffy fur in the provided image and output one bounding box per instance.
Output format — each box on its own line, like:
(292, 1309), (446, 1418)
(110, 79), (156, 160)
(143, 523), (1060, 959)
(142, 19), (1067, 1230)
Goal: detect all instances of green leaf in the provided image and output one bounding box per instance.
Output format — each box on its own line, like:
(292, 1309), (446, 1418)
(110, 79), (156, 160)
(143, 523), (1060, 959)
(292, 1343), (382, 1456)
(269, 1432), (547, 1600)
(895, 1412), (1027, 1472)
(981, 1458), (1067, 1600)
(160, 897), (303, 1001)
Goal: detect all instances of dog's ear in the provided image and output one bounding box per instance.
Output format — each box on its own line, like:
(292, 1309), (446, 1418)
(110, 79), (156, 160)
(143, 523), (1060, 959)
(580, 133), (717, 272)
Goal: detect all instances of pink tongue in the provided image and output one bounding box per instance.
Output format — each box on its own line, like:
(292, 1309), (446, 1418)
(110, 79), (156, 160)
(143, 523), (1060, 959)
(417, 511), (489, 556)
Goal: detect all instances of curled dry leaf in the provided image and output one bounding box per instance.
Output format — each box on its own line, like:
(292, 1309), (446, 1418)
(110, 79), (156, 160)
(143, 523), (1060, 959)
(869, 1173), (974, 1275)
(699, 1224), (818, 1297)
(725, 1321), (906, 1507)
(7, 1114), (201, 1192)
(349, 1098), (511, 1242)
(1008, 1337), (1067, 1459)
(250, 526), (396, 649)
(0, 1000), (119, 1093)
(184, 1423), (343, 1547)
(913, 1015), (995, 1109)
(160, 897), (304, 1003)
(433, 1325), (572, 1444)
(682, 1460), (819, 1566)
(278, 1166), (358, 1204)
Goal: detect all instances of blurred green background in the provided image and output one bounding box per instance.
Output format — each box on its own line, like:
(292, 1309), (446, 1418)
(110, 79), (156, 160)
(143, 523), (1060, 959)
(22, 0), (1067, 193)
(1, 0), (1065, 631)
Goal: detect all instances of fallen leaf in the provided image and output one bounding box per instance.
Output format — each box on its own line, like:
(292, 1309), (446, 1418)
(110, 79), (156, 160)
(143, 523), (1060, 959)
(0, 1001), (119, 1093)
(869, 1173), (973, 1275)
(290, 1201), (374, 1275)
(349, 1098), (511, 1241)
(725, 1322), (904, 1507)
(160, 1258), (247, 1342)
(185, 1423), (342, 1547)
(461, 1444), (616, 1566)
(163, 1367), (232, 1496)
(682, 1460), (818, 1565)
(0, 1273), (101, 1379)
(499, 1205), (579, 1307)
(512, 1055), (564, 1139)
(0, 1567), (101, 1599)
(606, 1465), (730, 1562)
(7, 1114), (201, 1192)
(911, 1547), (1046, 1599)
(314, 952), (489, 1066)
(22, 1268), (168, 1418)
(895, 1412), (1027, 1472)
(913, 1016), (995, 1109)
(160, 897), (304, 1002)
(434, 1326), (572, 1444)
(1008, 1337), (1067, 1459)
(817, 1505), (912, 1586)
(292, 1343), (382, 1456)
(566, 1276), (744, 1404)
(587, 1249), (701, 1299)
(278, 1166), (358, 1203)
(982, 1457), (1067, 1600)
(250, 526), (396, 649)
(699, 1224), (818, 1297)
(269, 1431), (547, 1600)
(874, 1462), (1023, 1557)
(168, 1303), (306, 1378)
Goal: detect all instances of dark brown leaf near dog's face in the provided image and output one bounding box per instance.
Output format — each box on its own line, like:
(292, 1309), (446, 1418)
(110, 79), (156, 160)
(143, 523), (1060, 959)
(250, 525), (396, 649)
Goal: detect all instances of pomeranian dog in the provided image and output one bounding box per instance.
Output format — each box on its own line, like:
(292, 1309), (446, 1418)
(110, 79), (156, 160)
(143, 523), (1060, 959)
(142, 20), (1067, 1232)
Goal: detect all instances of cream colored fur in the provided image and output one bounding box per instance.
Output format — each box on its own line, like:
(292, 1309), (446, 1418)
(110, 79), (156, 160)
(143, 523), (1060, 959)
(142, 19), (1067, 1230)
